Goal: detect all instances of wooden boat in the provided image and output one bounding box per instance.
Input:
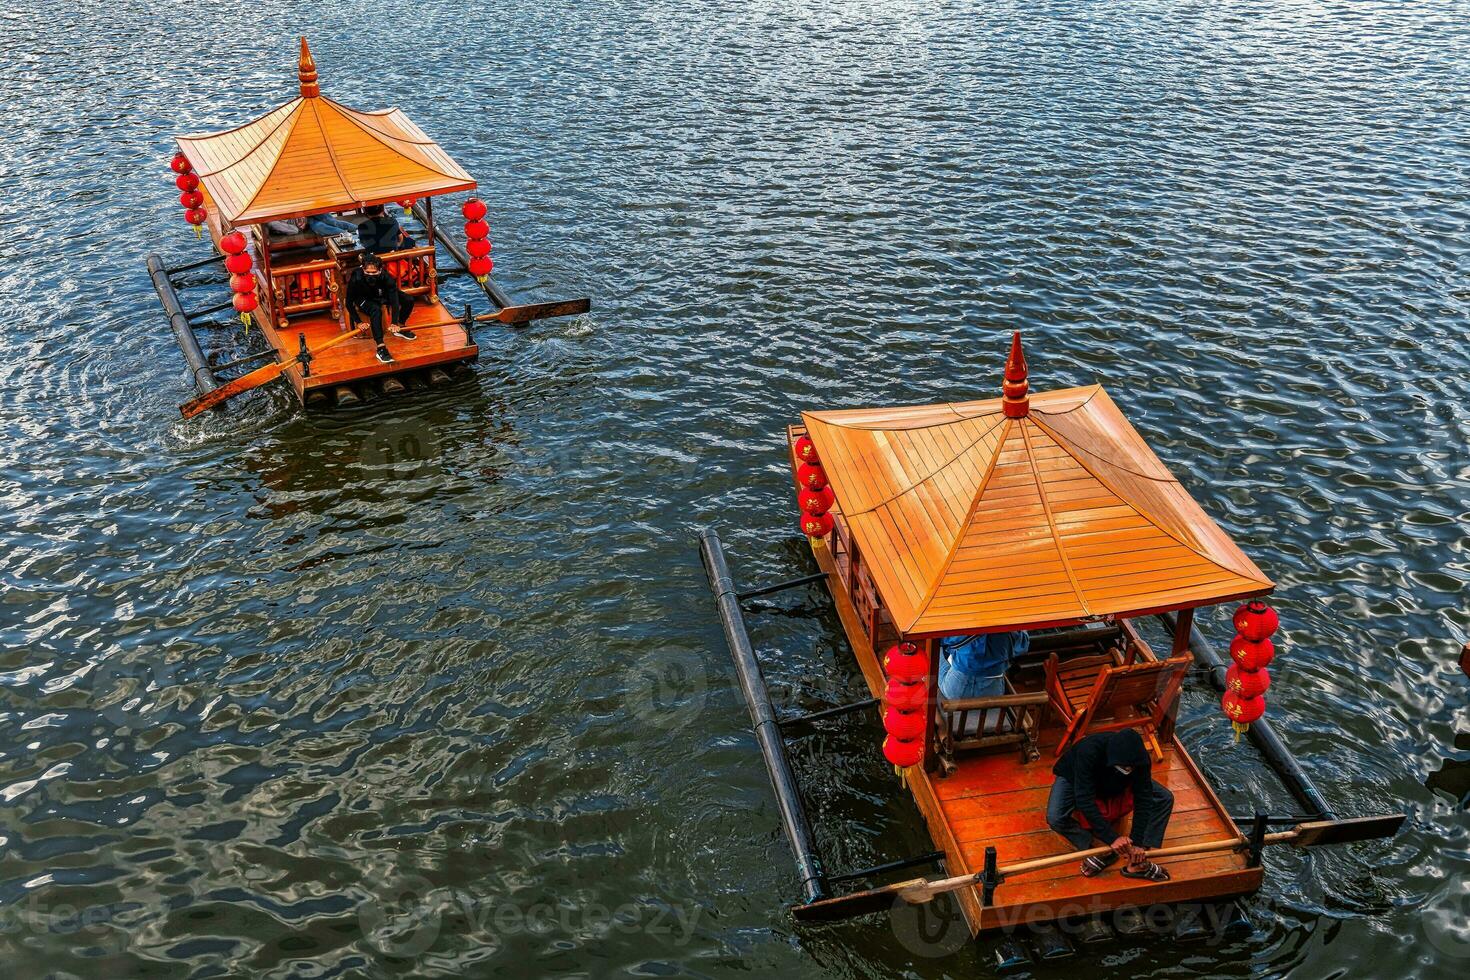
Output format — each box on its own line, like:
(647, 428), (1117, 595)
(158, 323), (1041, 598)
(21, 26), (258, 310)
(700, 333), (1402, 958)
(148, 38), (588, 416)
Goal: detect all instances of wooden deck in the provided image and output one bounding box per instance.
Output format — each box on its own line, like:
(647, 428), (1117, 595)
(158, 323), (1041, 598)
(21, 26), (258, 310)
(259, 300), (477, 399)
(808, 533), (1263, 935)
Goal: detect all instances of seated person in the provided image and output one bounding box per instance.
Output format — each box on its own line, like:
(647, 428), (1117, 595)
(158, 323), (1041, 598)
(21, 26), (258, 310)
(1046, 729), (1174, 881)
(345, 253), (416, 364)
(357, 205), (415, 253)
(265, 213), (360, 242)
(938, 630), (1029, 700)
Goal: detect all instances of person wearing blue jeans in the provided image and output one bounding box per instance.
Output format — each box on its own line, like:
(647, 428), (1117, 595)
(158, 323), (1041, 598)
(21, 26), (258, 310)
(938, 631), (1030, 700)
(307, 213), (358, 237)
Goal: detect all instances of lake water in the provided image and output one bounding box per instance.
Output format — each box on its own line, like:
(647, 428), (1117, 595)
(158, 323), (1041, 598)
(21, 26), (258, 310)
(1, 0), (1467, 976)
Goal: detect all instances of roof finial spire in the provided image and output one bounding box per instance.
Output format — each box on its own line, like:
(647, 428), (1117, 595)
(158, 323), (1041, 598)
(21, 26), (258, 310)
(298, 37), (320, 98)
(1002, 331), (1029, 418)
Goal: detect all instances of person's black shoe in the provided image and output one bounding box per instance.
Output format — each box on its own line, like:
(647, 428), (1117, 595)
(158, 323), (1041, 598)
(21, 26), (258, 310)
(391, 326), (417, 341)
(375, 345), (394, 364)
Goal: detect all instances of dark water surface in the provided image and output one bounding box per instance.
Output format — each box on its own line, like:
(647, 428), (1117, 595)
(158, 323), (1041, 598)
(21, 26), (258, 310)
(3, 0), (1468, 976)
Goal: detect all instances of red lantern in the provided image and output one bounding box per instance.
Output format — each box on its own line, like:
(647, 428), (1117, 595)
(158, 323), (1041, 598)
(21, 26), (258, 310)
(175, 173), (200, 192)
(468, 256), (494, 280)
(884, 677), (926, 712)
(219, 232), (247, 255)
(799, 511), (834, 538)
(883, 706), (926, 741)
(398, 198), (415, 213)
(1233, 600), (1279, 642)
(1222, 690), (1265, 726)
(230, 273), (257, 293)
(1226, 664), (1270, 699)
(184, 208), (208, 235)
(1229, 635), (1275, 672)
(461, 197), (487, 221)
(225, 253), (253, 275)
(466, 238), (492, 258)
(179, 190), (204, 209)
(883, 734), (923, 768)
(797, 486), (834, 516)
(883, 642), (930, 681)
(232, 292), (259, 314)
(796, 463), (828, 492)
(793, 435), (820, 465)
(170, 152), (193, 174)
(464, 219), (490, 240)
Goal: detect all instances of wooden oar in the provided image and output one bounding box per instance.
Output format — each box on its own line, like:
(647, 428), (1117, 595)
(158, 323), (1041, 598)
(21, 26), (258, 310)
(791, 813), (1404, 923)
(493, 297), (590, 324)
(179, 326), (367, 419)
(413, 298), (591, 331)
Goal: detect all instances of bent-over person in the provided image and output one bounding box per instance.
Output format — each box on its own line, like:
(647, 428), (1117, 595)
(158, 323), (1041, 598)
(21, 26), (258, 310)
(1046, 729), (1174, 881)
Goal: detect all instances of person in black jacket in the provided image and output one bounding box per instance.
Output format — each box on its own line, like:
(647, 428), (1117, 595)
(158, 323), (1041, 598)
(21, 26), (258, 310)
(345, 254), (416, 364)
(356, 205), (414, 253)
(1046, 729), (1174, 881)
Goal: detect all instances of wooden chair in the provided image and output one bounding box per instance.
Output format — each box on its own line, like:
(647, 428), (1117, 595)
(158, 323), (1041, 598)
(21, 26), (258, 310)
(1044, 651), (1190, 762)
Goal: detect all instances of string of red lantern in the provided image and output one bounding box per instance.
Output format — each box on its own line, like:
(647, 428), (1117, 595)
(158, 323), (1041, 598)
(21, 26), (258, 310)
(795, 436), (834, 539)
(881, 642), (929, 770)
(461, 198), (493, 283)
(1222, 599), (1278, 741)
(219, 231), (258, 327)
(172, 152), (207, 239)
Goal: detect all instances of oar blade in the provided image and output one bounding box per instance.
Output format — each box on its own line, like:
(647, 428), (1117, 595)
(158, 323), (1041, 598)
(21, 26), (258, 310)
(495, 297), (591, 324)
(179, 360), (284, 419)
(1290, 814), (1405, 847)
(790, 878), (925, 923)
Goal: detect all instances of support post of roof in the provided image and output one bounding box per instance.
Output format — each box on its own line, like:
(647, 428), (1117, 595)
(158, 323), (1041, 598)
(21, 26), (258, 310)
(923, 636), (941, 773)
(1158, 611), (1336, 820)
(1171, 606), (1195, 656)
(699, 528), (829, 904)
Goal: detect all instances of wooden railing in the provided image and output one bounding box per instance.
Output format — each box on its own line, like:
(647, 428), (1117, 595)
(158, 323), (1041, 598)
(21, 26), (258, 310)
(271, 258), (340, 317)
(936, 683), (1049, 773)
(377, 244), (437, 301)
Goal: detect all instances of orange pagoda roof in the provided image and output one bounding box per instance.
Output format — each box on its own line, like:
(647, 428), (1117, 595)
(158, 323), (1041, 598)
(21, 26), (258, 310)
(800, 333), (1273, 636)
(174, 38), (476, 225)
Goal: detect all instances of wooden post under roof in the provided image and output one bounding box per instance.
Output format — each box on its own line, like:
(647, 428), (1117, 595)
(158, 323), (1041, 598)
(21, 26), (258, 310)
(425, 197), (439, 301)
(1172, 606), (1196, 657)
(923, 636), (940, 771)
